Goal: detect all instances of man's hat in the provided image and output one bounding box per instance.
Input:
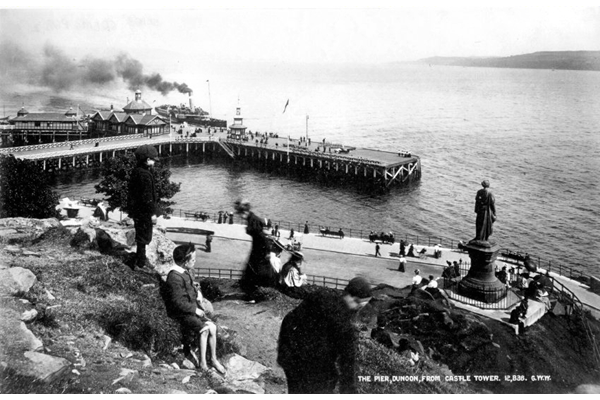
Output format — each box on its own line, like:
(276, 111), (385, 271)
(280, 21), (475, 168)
(344, 277), (372, 299)
(135, 145), (159, 160)
(234, 199), (251, 213)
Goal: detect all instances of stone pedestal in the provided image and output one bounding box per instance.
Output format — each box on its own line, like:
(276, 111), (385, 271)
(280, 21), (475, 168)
(458, 240), (507, 303)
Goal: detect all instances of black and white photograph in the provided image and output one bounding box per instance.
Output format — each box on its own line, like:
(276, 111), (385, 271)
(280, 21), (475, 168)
(0, 1), (599, 395)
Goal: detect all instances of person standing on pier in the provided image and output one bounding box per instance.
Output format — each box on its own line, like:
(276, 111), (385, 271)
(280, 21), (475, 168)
(375, 243), (381, 257)
(127, 145), (159, 270)
(304, 221), (310, 234)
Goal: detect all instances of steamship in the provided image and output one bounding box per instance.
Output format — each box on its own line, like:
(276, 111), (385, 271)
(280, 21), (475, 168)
(155, 92), (226, 128)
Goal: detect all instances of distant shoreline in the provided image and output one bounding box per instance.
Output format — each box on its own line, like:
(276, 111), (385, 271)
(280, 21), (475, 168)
(412, 51), (600, 72)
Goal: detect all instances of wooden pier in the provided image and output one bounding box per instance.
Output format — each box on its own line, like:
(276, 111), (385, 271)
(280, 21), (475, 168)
(1, 133), (421, 189)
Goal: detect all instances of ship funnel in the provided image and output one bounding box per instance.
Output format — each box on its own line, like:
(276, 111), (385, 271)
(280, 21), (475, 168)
(189, 91), (194, 110)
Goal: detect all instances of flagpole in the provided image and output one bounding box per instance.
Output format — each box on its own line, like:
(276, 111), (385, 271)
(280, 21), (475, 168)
(207, 80), (212, 117)
(305, 115), (309, 141)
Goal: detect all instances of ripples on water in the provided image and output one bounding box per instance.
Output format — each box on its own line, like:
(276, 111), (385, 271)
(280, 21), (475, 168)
(36, 65), (600, 277)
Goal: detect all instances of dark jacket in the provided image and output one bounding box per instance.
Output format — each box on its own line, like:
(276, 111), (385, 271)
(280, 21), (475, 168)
(128, 165), (157, 218)
(277, 290), (357, 394)
(162, 269), (198, 320)
(246, 211), (269, 268)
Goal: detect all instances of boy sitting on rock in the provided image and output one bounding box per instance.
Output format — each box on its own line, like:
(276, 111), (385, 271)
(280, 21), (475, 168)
(161, 243), (226, 374)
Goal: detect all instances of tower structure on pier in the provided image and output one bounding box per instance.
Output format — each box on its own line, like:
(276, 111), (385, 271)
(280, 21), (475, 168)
(229, 106), (247, 139)
(123, 90), (153, 115)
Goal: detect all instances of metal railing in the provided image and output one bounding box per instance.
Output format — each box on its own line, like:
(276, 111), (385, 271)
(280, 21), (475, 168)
(222, 138), (387, 167)
(193, 267), (350, 290)
(439, 263), (521, 310)
(0, 133), (149, 154)
(1, 134), (217, 156)
(171, 206), (595, 285)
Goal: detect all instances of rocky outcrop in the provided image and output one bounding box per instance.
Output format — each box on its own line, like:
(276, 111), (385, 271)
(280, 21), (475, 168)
(0, 218), (60, 244)
(0, 256), (71, 386)
(221, 354), (270, 394)
(96, 226), (135, 251)
(0, 267), (37, 296)
(18, 351), (71, 384)
(69, 218), (135, 253)
(69, 217), (100, 248)
(145, 228), (177, 278)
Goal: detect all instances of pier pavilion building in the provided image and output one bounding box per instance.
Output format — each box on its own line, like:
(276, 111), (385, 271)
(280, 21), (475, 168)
(89, 90), (167, 138)
(1, 107), (87, 147)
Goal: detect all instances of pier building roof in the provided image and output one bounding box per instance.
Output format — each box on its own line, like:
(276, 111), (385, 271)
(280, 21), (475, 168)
(108, 112), (128, 123)
(91, 111), (128, 122)
(12, 113), (79, 122)
(123, 90), (152, 114)
(123, 100), (153, 113)
(124, 114), (166, 126)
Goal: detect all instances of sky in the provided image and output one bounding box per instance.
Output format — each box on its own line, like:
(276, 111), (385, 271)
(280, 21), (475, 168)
(1, 3), (599, 66)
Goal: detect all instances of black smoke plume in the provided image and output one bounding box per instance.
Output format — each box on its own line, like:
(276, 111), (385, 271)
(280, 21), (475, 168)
(0, 41), (193, 95)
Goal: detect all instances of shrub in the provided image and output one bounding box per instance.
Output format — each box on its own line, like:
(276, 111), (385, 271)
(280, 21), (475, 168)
(94, 152), (180, 216)
(0, 154), (59, 218)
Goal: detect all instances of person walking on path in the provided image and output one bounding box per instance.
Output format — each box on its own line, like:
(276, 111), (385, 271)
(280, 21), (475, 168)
(399, 240), (406, 257)
(304, 221), (310, 234)
(234, 199), (275, 295)
(127, 144), (159, 270)
(398, 255), (407, 272)
(205, 234), (213, 253)
(277, 277), (372, 394)
(288, 228), (295, 240)
(375, 243), (381, 257)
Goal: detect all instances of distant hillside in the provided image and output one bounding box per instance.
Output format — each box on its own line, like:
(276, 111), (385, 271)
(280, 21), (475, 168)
(416, 51), (600, 71)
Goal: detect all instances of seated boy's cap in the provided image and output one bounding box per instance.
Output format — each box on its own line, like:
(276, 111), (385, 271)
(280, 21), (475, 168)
(344, 277), (372, 299)
(135, 145), (158, 160)
(173, 243), (196, 265)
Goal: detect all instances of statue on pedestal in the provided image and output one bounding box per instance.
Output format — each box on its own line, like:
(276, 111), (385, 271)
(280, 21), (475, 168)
(474, 179), (496, 243)
(459, 179), (506, 303)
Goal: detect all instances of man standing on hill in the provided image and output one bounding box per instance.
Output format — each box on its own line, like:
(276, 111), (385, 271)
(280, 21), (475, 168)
(277, 277), (372, 394)
(127, 145), (159, 269)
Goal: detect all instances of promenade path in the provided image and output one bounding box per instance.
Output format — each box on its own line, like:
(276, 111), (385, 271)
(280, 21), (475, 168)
(62, 202), (600, 319)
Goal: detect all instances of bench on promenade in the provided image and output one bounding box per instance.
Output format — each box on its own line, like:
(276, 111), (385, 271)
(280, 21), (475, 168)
(166, 227), (214, 237)
(369, 232), (395, 244)
(319, 228), (345, 239)
(184, 211), (211, 222)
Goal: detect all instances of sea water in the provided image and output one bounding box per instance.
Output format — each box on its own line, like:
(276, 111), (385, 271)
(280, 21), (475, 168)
(3, 64), (599, 276)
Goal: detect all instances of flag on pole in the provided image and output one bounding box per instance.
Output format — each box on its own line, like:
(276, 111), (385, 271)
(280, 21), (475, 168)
(282, 99), (290, 114)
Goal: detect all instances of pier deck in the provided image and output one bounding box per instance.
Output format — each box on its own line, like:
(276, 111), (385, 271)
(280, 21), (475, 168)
(1, 129), (421, 188)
